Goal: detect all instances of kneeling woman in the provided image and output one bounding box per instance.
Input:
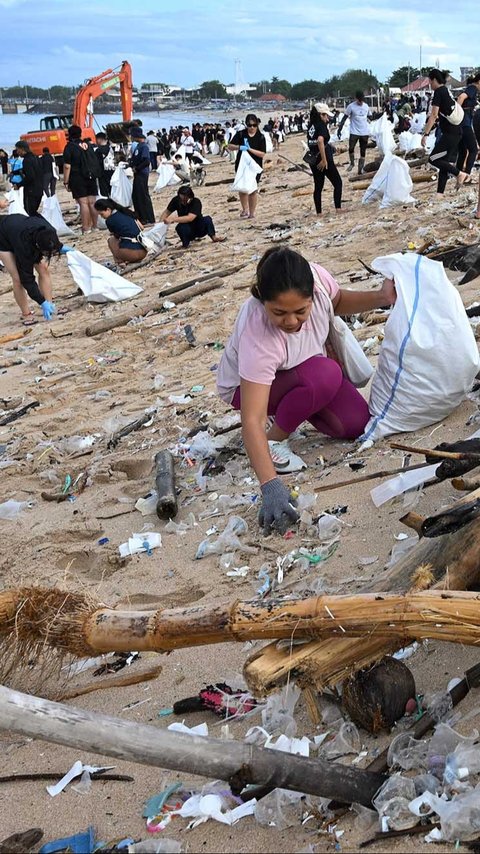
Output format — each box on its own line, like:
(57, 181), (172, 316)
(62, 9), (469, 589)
(94, 198), (147, 264)
(217, 247), (396, 533)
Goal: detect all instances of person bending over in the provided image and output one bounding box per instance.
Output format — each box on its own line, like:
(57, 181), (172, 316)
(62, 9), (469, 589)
(0, 213), (63, 324)
(159, 186), (225, 249)
(216, 247), (396, 534)
(94, 198), (147, 264)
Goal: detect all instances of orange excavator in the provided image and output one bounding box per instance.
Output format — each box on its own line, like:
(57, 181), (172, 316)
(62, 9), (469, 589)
(20, 61), (133, 156)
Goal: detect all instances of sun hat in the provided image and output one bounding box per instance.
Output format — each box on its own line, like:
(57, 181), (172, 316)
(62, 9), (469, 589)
(314, 102), (335, 117)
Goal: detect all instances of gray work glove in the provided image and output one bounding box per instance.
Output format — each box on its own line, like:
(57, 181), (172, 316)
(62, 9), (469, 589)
(258, 477), (299, 535)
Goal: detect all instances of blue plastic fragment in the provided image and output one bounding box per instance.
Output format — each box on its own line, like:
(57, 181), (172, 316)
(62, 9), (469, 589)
(39, 826), (95, 854)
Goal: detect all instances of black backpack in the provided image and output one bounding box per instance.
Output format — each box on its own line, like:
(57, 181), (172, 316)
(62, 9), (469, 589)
(79, 141), (102, 180)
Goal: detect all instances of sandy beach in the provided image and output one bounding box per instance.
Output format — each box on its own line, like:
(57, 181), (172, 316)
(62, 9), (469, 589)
(0, 133), (480, 853)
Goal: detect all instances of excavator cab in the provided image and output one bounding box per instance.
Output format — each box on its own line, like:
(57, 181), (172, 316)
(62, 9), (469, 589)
(39, 115), (73, 131)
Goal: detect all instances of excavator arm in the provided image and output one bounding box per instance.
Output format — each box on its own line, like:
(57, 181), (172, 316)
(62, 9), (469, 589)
(73, 60), (133, 128)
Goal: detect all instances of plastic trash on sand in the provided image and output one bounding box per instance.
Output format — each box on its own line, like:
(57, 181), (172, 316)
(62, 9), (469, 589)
(323, 722), (361, 759)
(362, 154), (415, 208)
(387, 733), (429, 772)
(195, 516), (253, 560)
(261, 683), (301, 738)
(66, 248), (143, 303)
(41, 194), (75, 236)
(254, 788), (304, 829)
(0, 498), (32, 519)
(129, 840), (183, 853)
(167, 721), (209, 737)
(172, 791), (256, 829)
(408, 788), (480, 841)
(46, 760), (112, 797)
(119, 532), (161, 558)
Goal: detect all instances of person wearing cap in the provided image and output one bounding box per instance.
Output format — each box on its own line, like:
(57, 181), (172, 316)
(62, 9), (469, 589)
(306, 103), (343, 217)
(337, 91), (371, 174)
(129, 127), (155, 225)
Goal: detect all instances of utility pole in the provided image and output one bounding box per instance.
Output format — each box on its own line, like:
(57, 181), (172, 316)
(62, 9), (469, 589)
(407, 62), (411, 86)
(419, 44), (422, 76)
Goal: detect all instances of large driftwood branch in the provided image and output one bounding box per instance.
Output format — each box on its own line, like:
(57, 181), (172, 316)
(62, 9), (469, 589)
(0, 685), (386, 806)
(85, 277), (223, 337)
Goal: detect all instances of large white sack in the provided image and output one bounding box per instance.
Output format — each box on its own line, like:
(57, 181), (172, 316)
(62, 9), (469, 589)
(154, 164), (181, 191)
(398, 131), (423, 153)
(41, 194), (74, 236)
(66, 249), (143, 303)
(263, 132), (273, 153)
(110, 165), (133, 207)
(362, 253), (480, 442)
(142, 222), (167, 249)
(5, 188), (27, 215)
(362, 154), (415, 208)
(208, 141), (220, 155)
(410, 112), (426, 134)
(368, 113), (396, 155)
(231, 150), (262, 194)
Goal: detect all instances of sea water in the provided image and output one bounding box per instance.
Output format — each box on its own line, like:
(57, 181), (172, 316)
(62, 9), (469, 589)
(0, 109), (240, 152)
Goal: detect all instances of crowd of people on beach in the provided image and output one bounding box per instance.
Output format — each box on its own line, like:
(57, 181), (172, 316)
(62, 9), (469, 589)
(1, 72), (480, 532)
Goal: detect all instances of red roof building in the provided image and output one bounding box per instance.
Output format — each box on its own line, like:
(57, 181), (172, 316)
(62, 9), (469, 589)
(258, 93), (286, 102)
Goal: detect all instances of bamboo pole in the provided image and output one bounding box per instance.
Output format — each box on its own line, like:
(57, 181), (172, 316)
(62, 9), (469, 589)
(389, 441), (480, 462)
(85, 277), (223, 337)
(2, 587), (480, 658)
(0, 685), (386, 807)
(313, 462), (433, 492)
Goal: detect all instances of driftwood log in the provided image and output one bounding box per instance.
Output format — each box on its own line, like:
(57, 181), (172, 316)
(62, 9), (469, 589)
(244, 503), (480, 694)
(158, 264), (246, 298)
(352, 172), (433, 191)
(155, 450), (178, 519)
(0, 685), (386, 806)
(85, 277), (223, 337)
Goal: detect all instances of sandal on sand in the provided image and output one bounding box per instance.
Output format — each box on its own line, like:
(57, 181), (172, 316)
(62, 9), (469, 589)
(211, 236), (226, 243)
(56, 307), (69, 316)
(22, 313), (37, 326)
(239, 211), (249, 219)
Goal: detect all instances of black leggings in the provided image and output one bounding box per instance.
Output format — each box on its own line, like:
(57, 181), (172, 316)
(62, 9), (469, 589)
(456, 124), (478, 175)
(349, 134), (368, 157)
(428, 131), (462, 194)
(310, 156), (342, 214)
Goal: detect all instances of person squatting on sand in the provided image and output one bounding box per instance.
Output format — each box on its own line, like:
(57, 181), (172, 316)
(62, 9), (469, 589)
(228, 113), (267, 219)
(159, 186), (225, 249)
(94, 198), (148, 265)
(216, 247), (396, 534)
(0, 213), (63, 324)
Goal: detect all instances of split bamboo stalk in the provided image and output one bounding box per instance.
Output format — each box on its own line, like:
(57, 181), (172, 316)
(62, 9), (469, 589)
(244, 502), (480, 694)
(0, 685), (386, 806)
(390, 441), (480, 462)
(85, 277), (223, 337)
(1, 587), (480, 659)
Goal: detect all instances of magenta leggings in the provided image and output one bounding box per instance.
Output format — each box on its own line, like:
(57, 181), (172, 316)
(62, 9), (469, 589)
(232, 355), (370, 439)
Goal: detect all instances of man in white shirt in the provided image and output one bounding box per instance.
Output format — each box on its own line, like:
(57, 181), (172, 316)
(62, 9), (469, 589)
(180, 128), (195, 163)
(337, 91), (371, 174)
(146, 131), (159, 170)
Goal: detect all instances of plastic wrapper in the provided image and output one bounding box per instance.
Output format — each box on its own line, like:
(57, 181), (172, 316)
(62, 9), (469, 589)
(387, 733), (429, 772)
(425, 690), (454, 723)
(373, 774), (416, 815)
(129, 840), (183, 853)
(408, 787), (480, 841)
(0, 498), (32, 519)
(444, 744), (480, 784)
(195, 516), (252, 560)
(135, 492), (158, 516)
(188, 430), (217, 461)
(316, 513), (342, 543)
(118, 532), (162, 558)
(164, 513), (196, 534)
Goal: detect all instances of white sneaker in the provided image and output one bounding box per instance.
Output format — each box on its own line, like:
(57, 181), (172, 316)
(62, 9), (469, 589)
(268, 440), (307, 473)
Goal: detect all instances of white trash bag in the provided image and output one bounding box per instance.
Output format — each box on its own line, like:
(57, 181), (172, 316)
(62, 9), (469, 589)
(110, 164), (133, 208)
(368, 113), (396, 156)
(5, 187), (27, 215)
(231, 151), (262, 194)
(362, 253), (480, 442)
(362, 154), (416, 208)
(398, 131), (423, 153)
(263, 132), (273, 153)
(41, 194), (74, 236)
(154, 163), (181, 191)
(142, 222), (167, 250)
(66, 248), (143, 303)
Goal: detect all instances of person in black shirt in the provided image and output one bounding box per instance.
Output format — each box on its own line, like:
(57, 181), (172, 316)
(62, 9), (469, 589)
(94, 198), (147, 264)
(95, 132), (115, 197)
(63, 125), (99, 233)
(159, 186), (225, 249)
(14, 140), (43, 215)
(0, 213), (62, 323)
(306, 103), (343, 216)
(421, 69), (467, 194)
(456, 74), (480, 179)
(40, 147), (56, 197)
(228, 113), (267, 219)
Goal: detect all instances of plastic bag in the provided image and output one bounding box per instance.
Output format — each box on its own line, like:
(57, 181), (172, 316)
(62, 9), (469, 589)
(5, 187), (27, 215)
(362, 154), (416, 208)
(254, 788), (303, 829)
(110, 164), (133, 207)
(261, 684), (301, 737)
(0, 498), (31, 519)
(154, 164), (181, 191)
(323, 722), (361, 758)
(231, 151), (262, 194)
(398, 131), (423, 153)
(41, 194), (74, 236)
(142, 222), (167, 249)
(195, 516), (252, 560)
(66, 249), (143, 303)
(363, 253), (480, 441)
(368, 113), (396, 156)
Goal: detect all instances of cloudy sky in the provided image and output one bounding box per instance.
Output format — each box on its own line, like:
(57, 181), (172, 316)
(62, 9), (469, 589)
(0, 0), (475, 89)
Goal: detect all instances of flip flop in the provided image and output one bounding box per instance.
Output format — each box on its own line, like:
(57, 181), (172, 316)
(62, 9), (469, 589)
(21, 314), (38, 326)
(56, 307), (69, 316)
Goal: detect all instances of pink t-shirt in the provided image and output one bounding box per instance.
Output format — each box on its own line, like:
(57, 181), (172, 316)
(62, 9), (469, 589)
(217, 263), (339, 403)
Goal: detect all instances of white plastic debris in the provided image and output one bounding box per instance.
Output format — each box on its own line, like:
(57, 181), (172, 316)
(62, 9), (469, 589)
(173, 793), (256, 828)
(46, 760), (113, 797)
(0, 499), (32, 520)
(118, 532), (161, 558)
(167, 721), (209, 737)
